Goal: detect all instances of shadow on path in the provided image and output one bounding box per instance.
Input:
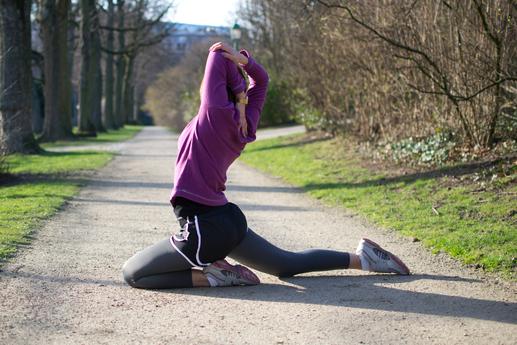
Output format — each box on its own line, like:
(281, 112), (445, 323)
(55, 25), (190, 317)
(0, 269), (127, 288)
(85, 179), (172, 190)
(229, 184), (304, 194)
(3, 269), (514, 324)
(72, 197), (310, 212)
(63, 179), (305, 194)
(73, 197), (169, 207)
(116, 153), (177, 159)
(179, 274), (517, 324)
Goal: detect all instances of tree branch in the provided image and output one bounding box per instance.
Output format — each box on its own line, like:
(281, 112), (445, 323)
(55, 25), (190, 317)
(315, 0), (445, 82)
(473, 0), (500, 45)
(101, 29), (171, 56)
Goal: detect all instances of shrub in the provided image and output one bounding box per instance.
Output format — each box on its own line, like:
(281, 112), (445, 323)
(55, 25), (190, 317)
(386, 132), (457, 165)
(259, 78), (296, 127)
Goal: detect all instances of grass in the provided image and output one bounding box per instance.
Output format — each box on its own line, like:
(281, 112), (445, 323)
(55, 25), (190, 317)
(0, 125), (142, 262)
(0, 180), (82, 259)
(6, 150), (112, 174)
(40, 125), (142, 148)
(241, 134), (517, 280)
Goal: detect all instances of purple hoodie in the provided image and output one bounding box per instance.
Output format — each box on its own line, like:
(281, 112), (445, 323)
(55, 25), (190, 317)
(170, 49), (269, 206)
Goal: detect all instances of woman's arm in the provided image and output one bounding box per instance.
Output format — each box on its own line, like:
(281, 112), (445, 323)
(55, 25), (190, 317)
(209, 42), (269, 141)
(208, 42), (269, 113)
(201, 50), (246, 107)
(240, 50), (269, 121)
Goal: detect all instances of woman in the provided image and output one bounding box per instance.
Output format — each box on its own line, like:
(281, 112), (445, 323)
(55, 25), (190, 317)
(122, 42), (410, 289)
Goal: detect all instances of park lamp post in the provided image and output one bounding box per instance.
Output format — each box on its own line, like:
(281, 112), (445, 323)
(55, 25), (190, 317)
(231, 23), (241, 51)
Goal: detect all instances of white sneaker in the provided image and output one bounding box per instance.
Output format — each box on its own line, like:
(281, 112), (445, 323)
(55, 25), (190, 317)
(203, 259), (260, 287)
(356, 238), (410, 275)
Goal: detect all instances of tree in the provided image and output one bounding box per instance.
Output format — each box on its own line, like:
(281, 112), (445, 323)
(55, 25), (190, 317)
(0, 0), (38, 154)
(78, 0), (99, 135)
(144, 40), (215, 130)
(315, 0), (517, 146)
(104, 0), (171, 126)
(103, 0), (116, 129)
(113, 0), (126, 128)
(38, 0), (73, 141)
(91, 4), (104, 131)
(239, 0), (517, 148)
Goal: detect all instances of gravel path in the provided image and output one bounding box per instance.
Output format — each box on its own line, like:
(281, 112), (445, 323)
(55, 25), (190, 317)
(1, 126), (515, 345)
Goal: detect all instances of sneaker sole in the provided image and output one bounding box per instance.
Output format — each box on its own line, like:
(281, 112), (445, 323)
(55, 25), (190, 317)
(362, 238), (411, 275)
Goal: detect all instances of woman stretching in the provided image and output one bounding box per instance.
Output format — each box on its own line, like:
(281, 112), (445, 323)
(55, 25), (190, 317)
(122, 42), (410, 289)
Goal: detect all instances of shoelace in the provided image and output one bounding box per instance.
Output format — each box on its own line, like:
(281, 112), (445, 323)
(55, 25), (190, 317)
(221, 268), (241, 280)
(373, 247), (390, 261)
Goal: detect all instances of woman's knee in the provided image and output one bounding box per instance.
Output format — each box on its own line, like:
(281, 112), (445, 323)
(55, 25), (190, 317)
(122, 258), (140, 288)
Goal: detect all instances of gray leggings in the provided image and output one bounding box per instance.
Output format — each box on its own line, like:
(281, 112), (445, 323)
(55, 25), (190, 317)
(122, 228), (350, 289)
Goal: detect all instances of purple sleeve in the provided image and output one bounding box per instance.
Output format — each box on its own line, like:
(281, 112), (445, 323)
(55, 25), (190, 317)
(202, 51), (246, 107)
(239, 50), (269, 142)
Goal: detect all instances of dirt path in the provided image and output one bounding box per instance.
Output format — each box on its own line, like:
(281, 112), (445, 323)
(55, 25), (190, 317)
(1, 126), (515, 345)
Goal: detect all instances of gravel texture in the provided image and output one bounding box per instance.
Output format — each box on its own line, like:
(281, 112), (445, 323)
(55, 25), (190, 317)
(1, 126), (515, 345)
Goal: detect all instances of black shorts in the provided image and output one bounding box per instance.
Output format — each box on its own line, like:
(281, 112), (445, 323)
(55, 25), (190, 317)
(169, 202), (248, 267)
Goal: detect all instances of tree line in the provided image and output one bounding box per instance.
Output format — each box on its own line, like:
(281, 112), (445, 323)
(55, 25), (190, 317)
(0, 0), (172, 154)
(237, 0), (516, 149)
(144, 40), (208, 130)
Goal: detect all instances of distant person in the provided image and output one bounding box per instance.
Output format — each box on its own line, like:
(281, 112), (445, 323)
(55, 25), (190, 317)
(122, 42), (410, 289)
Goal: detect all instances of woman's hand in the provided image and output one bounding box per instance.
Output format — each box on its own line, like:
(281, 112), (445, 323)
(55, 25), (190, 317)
(209, 42), (248, 66)
(236, 102), (248, 137)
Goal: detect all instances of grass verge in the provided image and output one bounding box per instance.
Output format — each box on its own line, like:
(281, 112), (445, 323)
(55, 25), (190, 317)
(41, 125), (142, 148)
(0, 151), (112, 260)
(0, 125), (142, 262)
(241, 134), (517, 280)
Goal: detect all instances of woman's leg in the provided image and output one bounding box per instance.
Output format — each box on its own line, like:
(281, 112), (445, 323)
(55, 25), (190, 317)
(122, 238), (209, 289)
(228, 228), (351, 277)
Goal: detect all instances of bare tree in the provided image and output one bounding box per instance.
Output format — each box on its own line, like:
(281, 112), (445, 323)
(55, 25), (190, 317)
(315, 0), (517, 146)
(103, 0), (116, 129)
(78, 0), (99, 135)
(113, 0), (126, 128)
(0, 0), (38, 154)
(38, 0), (73, 141)
(103, 0), (172, 126)
(91, 4), (104, 131)
(144, 40), (217, 130)
(239, 0), (517, 148)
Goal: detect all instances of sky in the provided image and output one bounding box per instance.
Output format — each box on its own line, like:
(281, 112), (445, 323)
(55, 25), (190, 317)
(166, 0), (241, 27)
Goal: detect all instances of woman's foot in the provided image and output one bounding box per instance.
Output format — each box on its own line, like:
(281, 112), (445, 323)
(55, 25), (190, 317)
(203, 259), (260, 287)
(356, 238), (410, 275)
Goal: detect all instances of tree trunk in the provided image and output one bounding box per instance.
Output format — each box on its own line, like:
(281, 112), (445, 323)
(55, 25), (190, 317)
(122, 54), (134, 124)
(103, 0), (115, 129)
(91, 6), (104, 132)
(68, 2), (78, 126)
(78, 0), (96, 136)
(31, 79), (44, 134)
(132, 82), (139, 123)
(0, 0), (38, 154)
(114, 0), (126, 128)
(115, 55), (127, 127)
(40, 0), (73, 141)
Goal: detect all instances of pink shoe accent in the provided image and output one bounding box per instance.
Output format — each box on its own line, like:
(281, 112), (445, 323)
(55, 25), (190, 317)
(210, 259), (260, 285)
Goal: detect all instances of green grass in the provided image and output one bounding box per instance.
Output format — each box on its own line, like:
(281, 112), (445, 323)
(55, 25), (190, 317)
(0, 151), (112, 260)
(0, 125), (142, 262)
(41, 125), (142, 148)
(0, 180), (80, 258)
(241, 134), (517, 279)
(6, 150), (112, 174)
